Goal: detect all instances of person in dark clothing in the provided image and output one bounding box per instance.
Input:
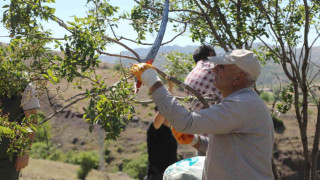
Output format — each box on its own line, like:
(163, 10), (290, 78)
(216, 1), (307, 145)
(146, 82), (177, 180)
(0, 82), (40, 180)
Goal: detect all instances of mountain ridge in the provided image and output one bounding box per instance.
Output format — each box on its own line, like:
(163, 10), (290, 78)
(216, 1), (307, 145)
(99, 44), (320, 85)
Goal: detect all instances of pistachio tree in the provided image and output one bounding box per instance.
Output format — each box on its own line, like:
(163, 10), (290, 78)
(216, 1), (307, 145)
(130, 0), (320, 179)
(254, 1), (320, 179)
(0, 0), (206, 161)
(0, 0), (142, 157)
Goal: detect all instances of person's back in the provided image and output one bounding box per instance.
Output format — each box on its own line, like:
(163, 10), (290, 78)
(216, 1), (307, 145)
(147, 121), (177, 180)
(203, 88), (274, 180)
(0, 83), (40, 180)
(184, 44), (221, 111)
(0, 94), (25, 180)
(146, 88), (177, 180)
(184, 60), (221, 111)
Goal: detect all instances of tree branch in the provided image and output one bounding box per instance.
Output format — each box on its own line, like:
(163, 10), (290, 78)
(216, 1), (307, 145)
(191, 0), (229, 51)
(97, 49), (138, 61)
(118, 23), (187, 46)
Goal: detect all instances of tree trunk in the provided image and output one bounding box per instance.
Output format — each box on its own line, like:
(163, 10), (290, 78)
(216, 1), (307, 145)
(301, 126), (311, 180)
(293, 84), (311, 180)
(311, 99), (320, 180)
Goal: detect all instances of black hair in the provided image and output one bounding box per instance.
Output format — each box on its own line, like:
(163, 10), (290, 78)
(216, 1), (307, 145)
(154, 106), (159, 112)
(192, 44), (216, 63)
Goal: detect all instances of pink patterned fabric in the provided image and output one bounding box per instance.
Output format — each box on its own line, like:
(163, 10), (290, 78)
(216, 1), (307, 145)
(184, 60), (222, 111)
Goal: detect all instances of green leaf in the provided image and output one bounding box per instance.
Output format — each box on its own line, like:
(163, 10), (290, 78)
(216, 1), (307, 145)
(51, 76), (58, 83)
(67, 21), (76, 26)
(42, 74), (49, 79)
(47, 69), (54, 77)
(0, 126), (13, 135)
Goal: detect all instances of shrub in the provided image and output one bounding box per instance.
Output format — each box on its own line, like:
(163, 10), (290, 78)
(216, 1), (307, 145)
(30, 112), (55, 160)
(260, 92), (274, 103)
(64, 150), (78, 164)
(34, 112), (52, 143)
(116, 146), (123, 153)
(47, 149), (66, 161)
(138, 142), (147, 151)
(76, 151), (100, 180)
(142, 104), (149, 107)
(123, 153), (148, 180)
(30, 142), (50, 159)
(272, 115), (285, 129)
(104, 146), (113, 164)
(113, 63), (122, 71)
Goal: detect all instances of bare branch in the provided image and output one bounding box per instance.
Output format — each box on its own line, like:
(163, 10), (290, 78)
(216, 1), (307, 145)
(198, 0), (237, 47)
(134, 96), (218, 105)
(270, 72), (282, 115)
(119, 23), (187, 46)
(101, 35), (141, 60)
(38, 95), (87, 125)
(191, 0), (229, 51)
(154, 68), (210, 108)
(97, 49), (138, 61)
(307, 62), (320, 86)
(257, 36), (282, 60)
(310, 24), (320, 48)
(0, 78), (46, 81)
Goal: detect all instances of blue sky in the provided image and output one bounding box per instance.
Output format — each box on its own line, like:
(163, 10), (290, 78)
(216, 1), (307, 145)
(0, 0), (318, 53)
(0, 0), (198, 54)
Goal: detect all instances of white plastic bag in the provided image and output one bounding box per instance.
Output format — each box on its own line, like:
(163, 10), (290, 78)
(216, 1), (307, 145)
(163, 156), (205, 180)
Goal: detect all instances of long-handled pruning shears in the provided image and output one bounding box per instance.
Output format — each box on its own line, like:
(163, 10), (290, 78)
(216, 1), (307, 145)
(134, 0), (169, 93)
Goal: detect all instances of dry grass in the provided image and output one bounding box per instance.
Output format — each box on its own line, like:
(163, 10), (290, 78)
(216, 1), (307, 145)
(20, 158), (133, 180)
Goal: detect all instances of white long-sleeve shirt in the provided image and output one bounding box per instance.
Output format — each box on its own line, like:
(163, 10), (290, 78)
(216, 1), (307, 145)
(152, 86), (274, 180)
(21, 83), (40, 111)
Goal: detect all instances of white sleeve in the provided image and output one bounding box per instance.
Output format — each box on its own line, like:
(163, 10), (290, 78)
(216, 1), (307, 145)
(21, 83), (40, 111)
(152, 86), (246, 135)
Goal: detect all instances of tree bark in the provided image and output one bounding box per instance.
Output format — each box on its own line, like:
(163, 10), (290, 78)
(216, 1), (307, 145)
(311, 98), (320, 180)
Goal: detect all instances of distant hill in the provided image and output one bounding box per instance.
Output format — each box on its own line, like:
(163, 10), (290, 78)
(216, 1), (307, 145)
(99, 45), (320, 85)
(99, 45), (226, 71)
(100, 45), (198, 71)
(310, 46), (320, 63)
